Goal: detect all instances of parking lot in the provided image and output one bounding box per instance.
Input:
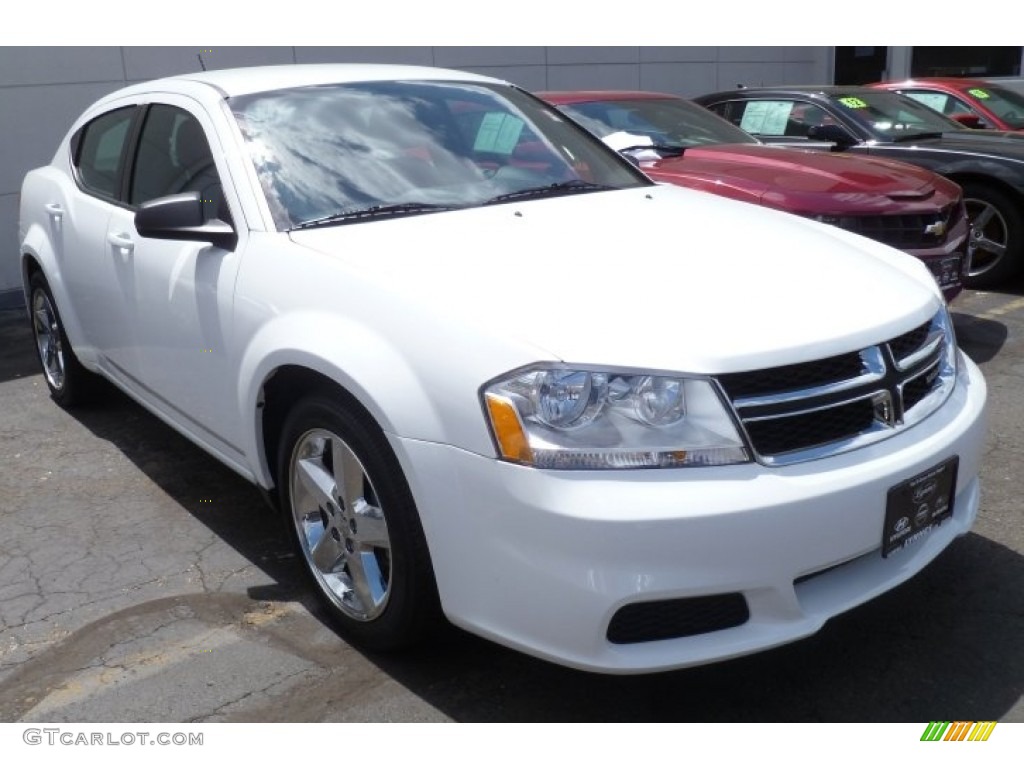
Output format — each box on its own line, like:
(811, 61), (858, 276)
(1, 284), (1022, 723)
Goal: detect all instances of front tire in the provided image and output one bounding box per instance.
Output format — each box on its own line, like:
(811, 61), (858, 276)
(277, 393), (440, 650)
(963, 183), (1024, 289)
(28, 271), (95, 407)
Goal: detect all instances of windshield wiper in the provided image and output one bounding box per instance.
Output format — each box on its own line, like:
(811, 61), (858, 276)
(291, 202), (456, 230)
(483, 180), (615, 206)
(617, 144), (686, 157)
(889, 131), (944, 143)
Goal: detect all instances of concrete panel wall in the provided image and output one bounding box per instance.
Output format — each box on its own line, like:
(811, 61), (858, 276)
(0, 45), (833, 306)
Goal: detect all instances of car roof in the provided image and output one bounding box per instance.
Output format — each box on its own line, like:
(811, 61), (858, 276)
(874, 77), (995, 89)
(699, 85), (872, 100)
(539, 90), (680, 104)
(109, 63), (505, 99)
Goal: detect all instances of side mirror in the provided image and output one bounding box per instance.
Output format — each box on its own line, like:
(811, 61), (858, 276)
(135, 192), (237, 251)
(807, 123), (857, 148)
(949, 112), (985, 129)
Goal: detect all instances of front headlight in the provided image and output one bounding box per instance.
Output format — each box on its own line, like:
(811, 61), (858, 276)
(482, 365), (751, 470)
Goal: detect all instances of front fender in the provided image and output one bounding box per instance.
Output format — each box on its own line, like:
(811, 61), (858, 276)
(237, 310), (449, 488)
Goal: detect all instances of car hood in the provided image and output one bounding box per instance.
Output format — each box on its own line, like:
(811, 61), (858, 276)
(644, 144), (950, 214)
(893, 129), (1024, 160)
(288, 186), (941, 375)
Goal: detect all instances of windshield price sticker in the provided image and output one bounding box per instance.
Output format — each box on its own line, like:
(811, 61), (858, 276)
(838, 96), (868, 109)
(739, 101), (793, 135)
(474, 112), (525, 154)
(968, 88), (990, 99)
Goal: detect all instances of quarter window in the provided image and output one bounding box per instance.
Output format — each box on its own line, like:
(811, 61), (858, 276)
(74, 107), (134, 198)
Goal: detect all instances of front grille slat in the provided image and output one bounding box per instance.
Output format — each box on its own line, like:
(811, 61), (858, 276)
(717, 311), (954, 465)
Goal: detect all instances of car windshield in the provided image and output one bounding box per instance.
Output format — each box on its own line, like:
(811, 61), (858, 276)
(558, 97), (759, 153)
(830, 90), (965, 140)
(962, 84), (1024, 129)
(230, 80), (648, 229)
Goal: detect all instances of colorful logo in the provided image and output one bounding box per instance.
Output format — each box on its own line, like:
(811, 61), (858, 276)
(921, 721), (997, 741)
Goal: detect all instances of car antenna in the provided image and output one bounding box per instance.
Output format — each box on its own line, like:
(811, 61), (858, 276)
(197, 53), (207, 72)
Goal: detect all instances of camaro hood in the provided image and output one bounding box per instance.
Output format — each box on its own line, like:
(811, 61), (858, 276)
(289, 185), (941, 374)
(645, 144), (949, 214)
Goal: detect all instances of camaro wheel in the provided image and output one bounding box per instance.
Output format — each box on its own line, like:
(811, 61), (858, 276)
(28, 271), (93, 406)
(277, 394), (440, 649)
(963, 183), (1024, 289)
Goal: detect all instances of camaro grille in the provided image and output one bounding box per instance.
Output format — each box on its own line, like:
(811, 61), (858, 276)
(827, 204), (961, 250)
(716, 312), (955, 465)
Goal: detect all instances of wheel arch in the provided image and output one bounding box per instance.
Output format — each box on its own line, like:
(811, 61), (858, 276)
(239, 314), (448, 492)
(944, 172), (1024, 206)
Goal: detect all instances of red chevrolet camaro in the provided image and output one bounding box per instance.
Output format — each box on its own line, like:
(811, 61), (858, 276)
(541, 90), (969, 300)
(871, 78), (1024, 132)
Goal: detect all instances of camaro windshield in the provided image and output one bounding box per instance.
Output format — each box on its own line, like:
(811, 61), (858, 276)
(230, 80), (648, 229)
(831, 90), (964, 139)
(559, 97), (759, 151)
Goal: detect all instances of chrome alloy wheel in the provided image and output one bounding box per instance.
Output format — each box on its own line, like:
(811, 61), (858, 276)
(32, 287), (66, 391)
(289, 428), (392, 621)
(965, 196), (1009, 279)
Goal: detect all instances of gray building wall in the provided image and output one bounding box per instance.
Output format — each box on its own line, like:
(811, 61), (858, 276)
(0, 45), (830, 308)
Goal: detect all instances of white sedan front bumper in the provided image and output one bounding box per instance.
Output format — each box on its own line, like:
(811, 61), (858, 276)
(394, 354), (987, 673)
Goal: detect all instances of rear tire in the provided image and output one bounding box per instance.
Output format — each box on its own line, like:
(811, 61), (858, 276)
(962, 183), (1024, 289)
(276, 393), (441, 650)
(28, 271), (95, 407)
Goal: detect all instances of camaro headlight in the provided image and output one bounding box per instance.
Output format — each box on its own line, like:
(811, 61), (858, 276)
(482, 365), (751, 470)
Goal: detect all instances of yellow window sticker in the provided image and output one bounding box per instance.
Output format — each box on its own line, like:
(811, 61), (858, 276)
(838, 96), (868, 109)
(474, 113), (525, 154)
(968, 88), (990, 99)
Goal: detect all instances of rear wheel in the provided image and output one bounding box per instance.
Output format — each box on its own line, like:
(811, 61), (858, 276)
(28, 271), (95, 407)
(277, 393), (440, 650)
(963, 183), (1024, 288)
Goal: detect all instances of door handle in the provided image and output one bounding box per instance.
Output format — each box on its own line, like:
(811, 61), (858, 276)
(44, 203), (63, 218)
(107, 232), (134, 253)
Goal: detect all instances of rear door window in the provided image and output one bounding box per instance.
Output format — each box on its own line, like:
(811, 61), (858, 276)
(74, 107), (135, 199)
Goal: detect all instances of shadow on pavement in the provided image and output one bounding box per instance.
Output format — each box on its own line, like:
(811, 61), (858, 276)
(953, 313), (1009, 365)
(0, 308), (40, 385)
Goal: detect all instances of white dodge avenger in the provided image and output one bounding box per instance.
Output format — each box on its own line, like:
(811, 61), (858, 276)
(18, 64), (987, 673)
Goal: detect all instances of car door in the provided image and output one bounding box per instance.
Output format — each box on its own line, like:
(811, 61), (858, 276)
(105, 97), (245, 463)
(58, 103), (141, 373)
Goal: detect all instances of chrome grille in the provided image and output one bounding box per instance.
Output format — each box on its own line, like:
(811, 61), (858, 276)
(716, 310), (956, 466)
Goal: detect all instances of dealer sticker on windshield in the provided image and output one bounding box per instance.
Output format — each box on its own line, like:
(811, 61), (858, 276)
(882, 457), (958, 557)
(838, 96), (868, 109)
(968, 88), (990, 99)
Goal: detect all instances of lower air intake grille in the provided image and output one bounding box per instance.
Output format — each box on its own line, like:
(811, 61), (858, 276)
(607, 593), (750, 644)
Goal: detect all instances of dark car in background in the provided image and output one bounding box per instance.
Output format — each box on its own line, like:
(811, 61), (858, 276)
(871, 78), (1024, 132)
(694, 86), (1024, 287)
(542, 90), (967, 301)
